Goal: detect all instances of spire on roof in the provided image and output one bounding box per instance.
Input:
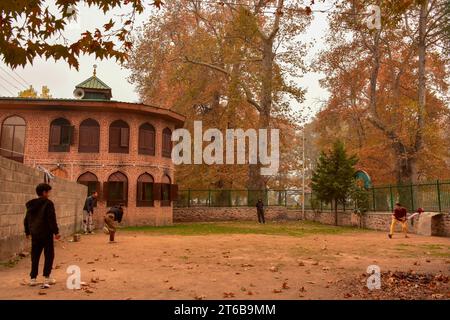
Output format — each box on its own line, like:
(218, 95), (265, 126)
(74, 65), (112, 100)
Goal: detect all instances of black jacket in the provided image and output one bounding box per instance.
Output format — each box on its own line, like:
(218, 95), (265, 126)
(107, 206), (124, 223)
(83, 195), (96, 213)
(24, 198), (59, 238)
(256, 201), (264, 211)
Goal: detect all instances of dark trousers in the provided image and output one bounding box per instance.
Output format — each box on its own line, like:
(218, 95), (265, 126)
(30, 235), (54, 279)
(257, 210), (265, 224)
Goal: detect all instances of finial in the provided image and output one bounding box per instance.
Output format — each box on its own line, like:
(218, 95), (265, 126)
(93, 64), (97, 76)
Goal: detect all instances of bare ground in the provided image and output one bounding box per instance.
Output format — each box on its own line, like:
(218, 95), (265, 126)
(1, 222), (449, 300)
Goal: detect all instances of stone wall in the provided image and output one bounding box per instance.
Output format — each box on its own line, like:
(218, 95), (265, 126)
(173, 207), (450, 237)
(174, 206), (299, 222)
(0, 156), (86, 261)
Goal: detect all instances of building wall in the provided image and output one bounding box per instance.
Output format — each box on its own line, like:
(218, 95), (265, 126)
(0, 156), (86, 261)
(0, 108), (177, 227)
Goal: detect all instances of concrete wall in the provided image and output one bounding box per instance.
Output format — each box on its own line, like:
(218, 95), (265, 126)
(0, 156), (86, 261)
(173, 206), (450, 237)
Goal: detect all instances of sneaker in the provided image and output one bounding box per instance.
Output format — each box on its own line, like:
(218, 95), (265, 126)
(42, 277), (56, 288)
(29, 278), (38, 286)
(88, 231), (95, 234)
(388, 234), (392, 239)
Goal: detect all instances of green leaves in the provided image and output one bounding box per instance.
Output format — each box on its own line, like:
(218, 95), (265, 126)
(311, 140), (358, 211)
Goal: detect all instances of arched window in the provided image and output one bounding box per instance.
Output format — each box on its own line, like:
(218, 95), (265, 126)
(77, 172), (100, 197)
(49, 118), (73, 152)
(161, 174), (172, 207)
(109, 120), (129, 153)
(136, 173), (154, 207)
(138, 123), (155, 155)
(0, 116), (26, 163)
(104, 171), (128, 206)
(162, 128), (172, 158)
(79, 119), (100, 153)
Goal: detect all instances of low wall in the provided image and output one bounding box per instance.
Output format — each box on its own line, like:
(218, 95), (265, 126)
(0, 156), (86, 261)
(174, 206), (299, 222)
(173, 206), (450, 237)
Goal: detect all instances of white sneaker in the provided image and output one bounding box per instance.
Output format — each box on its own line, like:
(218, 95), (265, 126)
(29, 278), (38, 286)
(41, 277), (56, 288)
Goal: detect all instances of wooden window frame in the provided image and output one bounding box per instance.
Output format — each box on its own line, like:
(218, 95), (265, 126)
(49, 118), (73, 152)
(79, 119), (100, 153)
(0, 116), (26, 163)
(162, 128), (172, 158)
(109, 121), (129, 154)
(138, 123), (156, 156)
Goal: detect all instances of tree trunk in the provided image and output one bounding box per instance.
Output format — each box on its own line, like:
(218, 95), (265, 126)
(413, 0), (428, 183)
(334, 199), (338, 226)
(247, 38), (273, 191)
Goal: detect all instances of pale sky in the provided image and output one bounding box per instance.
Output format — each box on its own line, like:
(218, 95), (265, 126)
(0, 2), (330, 117)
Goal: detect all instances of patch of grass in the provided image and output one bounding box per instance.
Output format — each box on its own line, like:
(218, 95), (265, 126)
(394, 243), (450, 258)
(0, 257), (20, 268)
(122, 220), (363, 238)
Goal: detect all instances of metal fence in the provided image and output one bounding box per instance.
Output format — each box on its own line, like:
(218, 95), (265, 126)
(174, 180), (450, 213)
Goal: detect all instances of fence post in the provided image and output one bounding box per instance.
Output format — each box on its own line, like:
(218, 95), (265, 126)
(389, 185), (394, 212)
(284, 190), (287, 207)
(372, 187), (376, 211)
(410, 184), (414, 211)
(208, 189), (211, 207)
(247, 189), (250, 207)
(187, 189), (191, 207)
(437, 180), (442, 213)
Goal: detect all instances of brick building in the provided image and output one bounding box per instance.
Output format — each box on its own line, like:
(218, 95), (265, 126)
(0, 70), (185, 226)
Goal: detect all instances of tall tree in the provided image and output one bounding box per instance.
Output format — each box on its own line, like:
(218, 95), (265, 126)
(311, 140), (358, 225)
(128, 0), (312, 190)
(315, 0), (449, 184)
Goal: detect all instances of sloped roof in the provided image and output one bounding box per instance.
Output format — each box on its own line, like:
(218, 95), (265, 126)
(75, 75), (111, 90)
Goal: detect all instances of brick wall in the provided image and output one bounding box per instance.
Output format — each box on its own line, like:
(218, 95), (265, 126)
(0, 107), (177, 227)
(0, 156), (87, 261)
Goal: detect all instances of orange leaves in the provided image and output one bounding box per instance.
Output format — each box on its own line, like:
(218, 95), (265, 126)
(0, 0), (165, 69)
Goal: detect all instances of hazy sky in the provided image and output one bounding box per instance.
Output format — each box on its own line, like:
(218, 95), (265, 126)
(0, 2), (331, 117)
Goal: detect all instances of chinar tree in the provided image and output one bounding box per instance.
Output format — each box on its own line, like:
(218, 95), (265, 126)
(311, 140), (358, 225)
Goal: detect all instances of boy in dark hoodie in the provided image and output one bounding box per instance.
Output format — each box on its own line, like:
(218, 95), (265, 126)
(24, 183), (60, 288)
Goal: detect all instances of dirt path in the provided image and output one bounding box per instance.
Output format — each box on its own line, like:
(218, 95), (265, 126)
(1, 229), (449, 300)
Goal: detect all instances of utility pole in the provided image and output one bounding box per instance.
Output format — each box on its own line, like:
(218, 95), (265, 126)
(302, 128), (305, 219)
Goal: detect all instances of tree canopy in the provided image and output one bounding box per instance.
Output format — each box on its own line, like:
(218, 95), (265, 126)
(0, 0), (163, 69)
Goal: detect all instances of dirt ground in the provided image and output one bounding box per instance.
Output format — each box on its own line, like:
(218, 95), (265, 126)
(1, 222), (449, 300)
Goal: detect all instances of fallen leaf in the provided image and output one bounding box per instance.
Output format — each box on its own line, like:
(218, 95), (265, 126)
(223, 292), (235, 298)
(272, 289), (282, 293)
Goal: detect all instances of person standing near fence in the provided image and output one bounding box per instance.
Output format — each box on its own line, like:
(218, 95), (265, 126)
(388, 203), (409, 239)
(82, 191), (98, 234)
(256, 199), (266, 224)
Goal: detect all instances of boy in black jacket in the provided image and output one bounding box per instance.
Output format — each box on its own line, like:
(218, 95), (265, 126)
(24, 183), (60, 288)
